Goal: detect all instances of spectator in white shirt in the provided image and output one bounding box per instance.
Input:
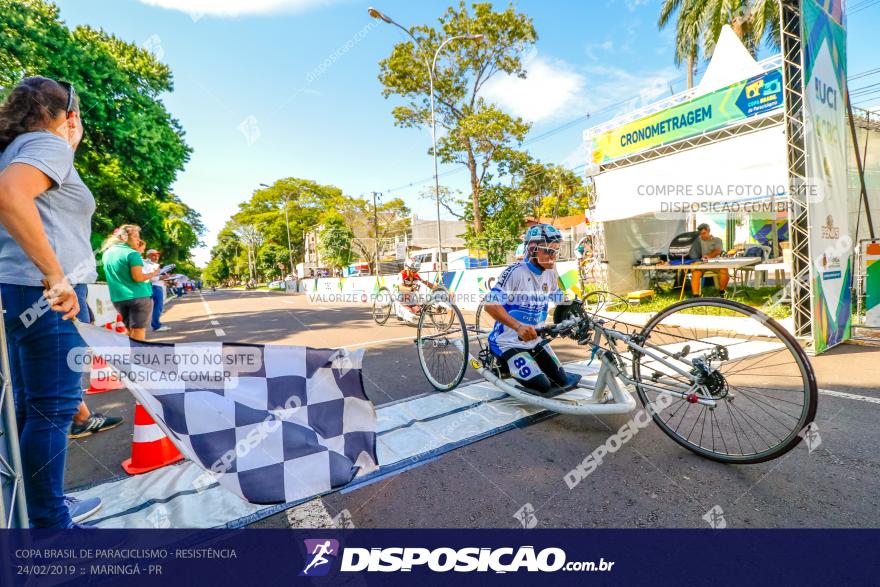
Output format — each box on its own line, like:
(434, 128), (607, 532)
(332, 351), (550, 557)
(144, 248), (170, 332)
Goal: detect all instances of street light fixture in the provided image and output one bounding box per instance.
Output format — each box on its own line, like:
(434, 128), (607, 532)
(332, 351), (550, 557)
(260, 182), (295, 280)
(368, 7), (484, 273)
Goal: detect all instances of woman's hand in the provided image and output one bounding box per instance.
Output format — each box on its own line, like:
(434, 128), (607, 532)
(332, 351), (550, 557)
(42, 276), (79, 320)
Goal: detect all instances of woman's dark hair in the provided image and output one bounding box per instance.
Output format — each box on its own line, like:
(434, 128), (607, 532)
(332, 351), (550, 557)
(0, 76), (78, 151)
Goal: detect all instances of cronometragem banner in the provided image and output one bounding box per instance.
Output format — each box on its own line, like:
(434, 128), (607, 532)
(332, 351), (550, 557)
(588, 68), (783, 166)
(802, 0), (851, 352)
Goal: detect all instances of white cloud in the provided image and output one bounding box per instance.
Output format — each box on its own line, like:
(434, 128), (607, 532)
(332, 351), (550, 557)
(137, 0), (340, 18)
(482, 50), (586, 123)
(623, 0), (655, 12)
(481, 47), (683, 129)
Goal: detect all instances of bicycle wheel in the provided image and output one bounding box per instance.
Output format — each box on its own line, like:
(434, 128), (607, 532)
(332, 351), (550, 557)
(372, 286), (392, 325)
(416, 299), (468, 391)
(632, 298), (817, 464)
(426, 286), (454, 332)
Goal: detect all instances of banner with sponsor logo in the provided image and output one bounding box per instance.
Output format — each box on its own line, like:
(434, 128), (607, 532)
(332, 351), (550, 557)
(865, 242), (880, 327)
(802, 0), (851, 352)
(589, 68), (783, 166)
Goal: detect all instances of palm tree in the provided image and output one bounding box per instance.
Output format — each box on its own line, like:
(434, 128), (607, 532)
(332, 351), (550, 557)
(658, 0), (705, 89)
(658, 0), (782, 88)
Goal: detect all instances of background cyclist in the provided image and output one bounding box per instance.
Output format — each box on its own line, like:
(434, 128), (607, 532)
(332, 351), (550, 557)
(398, 258), (430, 311)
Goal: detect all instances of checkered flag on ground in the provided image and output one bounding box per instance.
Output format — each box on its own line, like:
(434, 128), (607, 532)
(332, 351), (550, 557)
(76, 323), (378, 504)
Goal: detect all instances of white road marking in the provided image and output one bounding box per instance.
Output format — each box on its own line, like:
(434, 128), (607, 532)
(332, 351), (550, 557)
(346, 335), (416, 349)
(199, 293), (225, 337)
(819, 388), (880, 405)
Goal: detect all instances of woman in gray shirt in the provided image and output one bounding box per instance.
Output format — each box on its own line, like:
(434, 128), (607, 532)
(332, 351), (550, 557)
(0, 77), (97, 527)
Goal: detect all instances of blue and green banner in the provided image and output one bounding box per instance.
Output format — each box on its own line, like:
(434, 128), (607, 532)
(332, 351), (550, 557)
(589, 68), (783, 165)
(865, 243), (880, 326)
(803, 0), (851, 352)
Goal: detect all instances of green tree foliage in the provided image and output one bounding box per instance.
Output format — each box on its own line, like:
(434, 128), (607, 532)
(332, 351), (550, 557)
(336, 196), (410, 267)
(658, 0), (780, 87)
(208, 178), (358, 281)
(318, 216), (355, 270)
(377, 1), (536, 234)
(257, 243), (291, 279)
(0, 0), (201, 274)
(454, 154), (592, 264)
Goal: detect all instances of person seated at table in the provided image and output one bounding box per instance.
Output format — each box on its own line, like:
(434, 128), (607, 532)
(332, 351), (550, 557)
(691, 223), (728, 297)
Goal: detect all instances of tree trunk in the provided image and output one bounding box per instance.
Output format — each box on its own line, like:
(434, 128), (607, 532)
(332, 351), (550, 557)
(687, 52), (694, 89)
(467, 145), (482, 233)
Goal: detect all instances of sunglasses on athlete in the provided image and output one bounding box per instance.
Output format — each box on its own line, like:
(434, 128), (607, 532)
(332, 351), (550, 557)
(535, 245), (560, 257)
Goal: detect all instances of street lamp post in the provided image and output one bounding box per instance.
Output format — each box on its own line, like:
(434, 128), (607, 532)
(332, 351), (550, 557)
(368, 7), (483, 273)
(260, 183), (296, 280)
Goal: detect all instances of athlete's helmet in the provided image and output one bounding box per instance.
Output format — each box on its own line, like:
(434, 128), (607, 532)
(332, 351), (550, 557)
(404, 258), (420, 271)
(523, 223), (562, 246)
(523, 224), (562, 263)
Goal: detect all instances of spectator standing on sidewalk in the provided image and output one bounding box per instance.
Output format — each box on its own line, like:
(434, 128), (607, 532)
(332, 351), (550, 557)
(72, 298), (123, 440)
(0, 77), (101, 527)
(144, 248), (170, 332)
(100, 224), (158, 341)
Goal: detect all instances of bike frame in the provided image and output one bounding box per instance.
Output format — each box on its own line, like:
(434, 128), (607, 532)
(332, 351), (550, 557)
(384, 283), (446, 325)
(460, 315), (718, 416)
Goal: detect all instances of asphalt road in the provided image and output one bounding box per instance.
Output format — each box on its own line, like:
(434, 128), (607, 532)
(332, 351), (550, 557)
(66, 288), (880, 529)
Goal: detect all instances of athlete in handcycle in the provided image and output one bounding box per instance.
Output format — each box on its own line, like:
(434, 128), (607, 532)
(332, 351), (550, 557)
(482, 224), (583, 395)
(415, 225), (818, 464)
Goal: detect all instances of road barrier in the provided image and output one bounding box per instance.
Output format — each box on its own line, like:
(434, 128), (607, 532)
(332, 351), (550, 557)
(296, 262), (582, 311)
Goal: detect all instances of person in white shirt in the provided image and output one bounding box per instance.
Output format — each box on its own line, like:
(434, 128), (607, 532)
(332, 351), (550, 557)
(144, 248), (170, 332)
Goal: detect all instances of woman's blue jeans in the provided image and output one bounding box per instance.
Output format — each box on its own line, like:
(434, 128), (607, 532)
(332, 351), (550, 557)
(1, 283), (89, 528)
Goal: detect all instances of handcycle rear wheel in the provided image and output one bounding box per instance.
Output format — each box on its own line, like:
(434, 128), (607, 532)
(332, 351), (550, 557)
(632, 298), (817, 464)
(416, 299), (469, 391)
(372, 286), (393, 325)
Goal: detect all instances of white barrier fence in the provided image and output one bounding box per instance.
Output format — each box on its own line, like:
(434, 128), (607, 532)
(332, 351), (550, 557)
(295, 261), (580, 312)
(86, 283), (169, 327)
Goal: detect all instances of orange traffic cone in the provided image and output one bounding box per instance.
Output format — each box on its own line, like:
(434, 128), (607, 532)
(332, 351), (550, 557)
(114, 313), (127, 334)
(85, 354), (125, 395)
(121, 402), (185, 475)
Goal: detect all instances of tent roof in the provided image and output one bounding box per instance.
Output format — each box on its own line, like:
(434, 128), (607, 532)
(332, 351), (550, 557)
(695, 25), (763, 96)
(526, 214), (586, 230)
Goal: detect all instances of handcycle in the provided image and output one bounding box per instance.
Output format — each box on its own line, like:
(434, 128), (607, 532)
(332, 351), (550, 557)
(416, 293), (817, 464)
(372, 279), (454, 328)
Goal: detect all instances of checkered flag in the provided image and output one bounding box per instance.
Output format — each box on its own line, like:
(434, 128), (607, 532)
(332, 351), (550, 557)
(75, 323), (378, 505)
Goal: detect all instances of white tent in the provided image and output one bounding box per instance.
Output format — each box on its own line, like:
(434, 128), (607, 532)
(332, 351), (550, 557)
(585, 26), (786, 293)
(695, 25), (764, 96)
(593, 125), (788, 222)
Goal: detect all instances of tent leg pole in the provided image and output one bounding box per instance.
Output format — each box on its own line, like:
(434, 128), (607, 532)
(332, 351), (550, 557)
(0, 293), (28, 528)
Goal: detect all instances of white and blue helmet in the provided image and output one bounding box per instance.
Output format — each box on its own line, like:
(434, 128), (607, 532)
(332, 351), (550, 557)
(523, 223), (562, 263)
(523, 223), (562, 246)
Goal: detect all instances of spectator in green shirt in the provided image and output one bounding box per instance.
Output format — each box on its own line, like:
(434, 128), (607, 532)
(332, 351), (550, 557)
(100, 224), (158, 340)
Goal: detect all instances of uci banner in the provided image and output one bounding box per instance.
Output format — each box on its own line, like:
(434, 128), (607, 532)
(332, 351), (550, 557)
(802, 0), (851, 352)
(588, 68), (783, 165)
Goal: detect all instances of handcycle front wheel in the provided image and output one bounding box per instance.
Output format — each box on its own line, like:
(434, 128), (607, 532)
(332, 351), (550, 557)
(632, 297), (817, 464)
(424, 286), (454, 332)
(416, 299), (469, 391)
(372, 286), (393, 325)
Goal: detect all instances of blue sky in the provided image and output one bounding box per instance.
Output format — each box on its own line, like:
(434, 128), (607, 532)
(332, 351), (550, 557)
(51, 0), (880, 265)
